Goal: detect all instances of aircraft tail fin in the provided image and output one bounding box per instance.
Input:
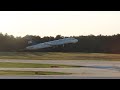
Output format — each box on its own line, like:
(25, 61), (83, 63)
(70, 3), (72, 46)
(28, 40), (37, 46)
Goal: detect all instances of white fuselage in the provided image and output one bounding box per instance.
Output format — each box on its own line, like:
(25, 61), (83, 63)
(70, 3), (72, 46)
(26, 38), (78, 50)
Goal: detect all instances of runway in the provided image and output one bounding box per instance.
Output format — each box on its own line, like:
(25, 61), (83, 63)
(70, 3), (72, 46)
(0, 59), (120, 79)
(0, 75), (120, 79)
(0, 59), (120, 66)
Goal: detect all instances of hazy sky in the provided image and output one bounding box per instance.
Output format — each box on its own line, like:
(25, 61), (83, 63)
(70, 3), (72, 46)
(0, 11), (120, 37)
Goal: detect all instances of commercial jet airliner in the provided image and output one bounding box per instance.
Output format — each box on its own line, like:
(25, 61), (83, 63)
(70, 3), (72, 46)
(25, 38), (78, 50)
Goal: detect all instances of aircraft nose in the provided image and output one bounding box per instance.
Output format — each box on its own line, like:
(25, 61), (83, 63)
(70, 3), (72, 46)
(74, 39), (78, 42)
(73, 39), (78, 43)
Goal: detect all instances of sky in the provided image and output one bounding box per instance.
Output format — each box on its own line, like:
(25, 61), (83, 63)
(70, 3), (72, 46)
(0, 11), (120, 37)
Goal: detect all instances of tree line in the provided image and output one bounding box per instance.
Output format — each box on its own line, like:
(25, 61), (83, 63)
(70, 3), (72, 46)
(0, 32), (120, 53)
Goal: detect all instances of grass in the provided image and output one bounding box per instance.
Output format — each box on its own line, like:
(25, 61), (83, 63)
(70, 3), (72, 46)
(0, 52), (120, 60)
(0, 70), (71, 75)
(0, 62), (75, 68)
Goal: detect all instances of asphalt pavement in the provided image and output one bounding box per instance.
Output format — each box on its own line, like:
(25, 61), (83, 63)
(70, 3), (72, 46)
(0, 59), (120, 79)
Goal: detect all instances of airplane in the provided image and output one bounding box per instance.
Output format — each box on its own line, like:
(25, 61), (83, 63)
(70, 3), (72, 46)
(25, 37), (78, 50)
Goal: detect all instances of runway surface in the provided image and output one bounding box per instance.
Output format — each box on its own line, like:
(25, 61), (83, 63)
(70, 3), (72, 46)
(0, 59), (120, 79)
(0, 75), (120, 79)
(0, 59), (120, 66)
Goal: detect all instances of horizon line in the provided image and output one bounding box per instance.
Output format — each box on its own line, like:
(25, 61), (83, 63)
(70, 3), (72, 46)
(1, 32), (120, 38)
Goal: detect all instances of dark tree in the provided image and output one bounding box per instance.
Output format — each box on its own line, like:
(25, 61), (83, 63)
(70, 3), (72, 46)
(0, 32), (120, 53)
